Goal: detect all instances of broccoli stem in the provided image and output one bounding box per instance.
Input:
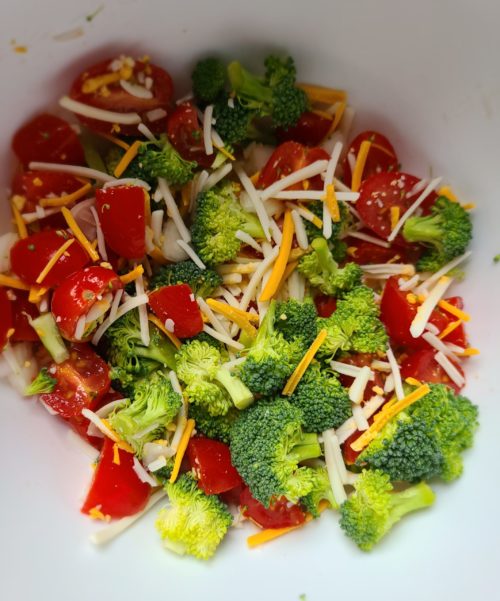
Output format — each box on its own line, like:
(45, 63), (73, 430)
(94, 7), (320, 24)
(312, 237), (339, 274)
(135, 345), (176, 370)
(24, 367), (57, 396)
(228, 62), (274, 106)
(242, 213), (266, 239)
(291, 433), (322, 462)
(403, 215), (443, 245)
(388, 482), (436, 526)
(214, 368), (254, 410)
(31, 313), (69, 364)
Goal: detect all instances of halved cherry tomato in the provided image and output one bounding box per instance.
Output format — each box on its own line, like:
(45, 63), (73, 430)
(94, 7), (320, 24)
(148, 284), (203, 338)
(357, 172), (438, 243)
(12, 114), (85, 167)
(0, 288), (14, 349)
(187, 437), (243, 495)
(276, 111), (332, 147)
(10, 230), (89, 287)
(342, 131), (398, 188)
(436, 297), (467, 348)
(12, 170), (82, 214)
(95, 185), (146, 259)
(69, 58), (174, 135)
(81, 438), (151, 518)
(9, 290), (39, 342)
(239, 486), (306, 529)
(343, 236), (421, 265)
(314, 294), (337, 318)
(51, 266), (123, 341)
(167, 102), (214, 168)
(400, 348), (464, 394)
(336, 353), (384, 402)
(40, 344), (111, 420)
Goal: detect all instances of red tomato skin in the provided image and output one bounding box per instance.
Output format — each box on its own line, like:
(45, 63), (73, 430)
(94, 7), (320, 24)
(0, 288), (14, 349)
(12, 170), (82, 214)
(437, 297), (467, 348)
(342, 131), (398, 188)
(314, 294), (337, 318)
(95, 186), (146, 259)
(81, 438), (151, 518)
(187, 437), (243, 495)
(51, 266), (122, 341)
(10, 230), (90, 287)
(148, 284), (203, 338)
(12, 114), (84, 167)
(276, 111), (331, 147)
(69, 59), (174, 135)
(344, 236), (421, 265)
(239, 487), (306, 529)
(10, 291), (39, 342)
(342, 428), (364, 465)
(400, 349), (464, 394)
(167, 103), (214, 168)
(258, 141), (306, 188)
(40, 344), (111, 420)
(337, 353), (384, 402)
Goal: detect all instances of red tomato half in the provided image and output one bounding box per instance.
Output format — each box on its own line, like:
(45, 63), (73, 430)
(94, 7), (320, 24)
(276, 111), (331, 147)
(357, 172), (437, 242)
(69, 58), (174, 135)
(12, 170), (82, 214)
(240, 487), (306, 529)
(12, 114), (84, 167)
(314, 294), (337, 318)
(10, 291), (39, 342)
(342, 131), (398, 188)
(51, 266), (123, 341)
(343, 236), (421, 265)
(10, 230), (90, 287)
(148, 284), (203, 338)
(0, 288), (14, 349)
(336, 353), (384, 402)
(187, 437), (243, 495)
(400, 349), (464, 394)
(81, 438), (151, 519)
(95, 185), (146, 259)
(167, 102), (214, 168)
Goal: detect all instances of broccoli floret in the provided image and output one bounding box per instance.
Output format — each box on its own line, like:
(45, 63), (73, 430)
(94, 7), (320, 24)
(176, 339), (254, 415)
(339, 469), (435, 551)
(402, 196), (472, 272)
(189, 330), (224, 351)
(150, 260), (222, 297)
(227, 55), (308, 129)
(275, 297), (318, 351)
(288, 363), (352, 433)
(192, 181), (265, 266)
(239, 300), (303, 396)
(230, 398), (322, 507)
(356, 412), (445, 483)
(299, 237), (363, 296)
(151, 458), (175, 484)
(301, 465), (338, 518)
(25, 367), (57, 396)
(156, 473), (233, 560)
(408, 383), (479, 481)
(108, 371), (182, 456)
(192, 58), (226, 104)
(188, 403), (240, 445)
(318, 286), (388, 358)
(100, 310), (176, 391)
(213, 95), (258, 146)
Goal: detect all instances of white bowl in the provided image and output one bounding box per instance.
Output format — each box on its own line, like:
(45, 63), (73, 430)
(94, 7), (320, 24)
(1, 1), (499, 600)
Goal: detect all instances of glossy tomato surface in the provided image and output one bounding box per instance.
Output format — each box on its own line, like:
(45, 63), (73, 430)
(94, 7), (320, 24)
(240, 487), (306, 529)
(187, 437), (243, 495)
(167, 102), (214, 168)
(342, 130), (398, 188)
(400, 348), (464, 393)
(276, 111), (331, 147)
(148, 283), (203, 338)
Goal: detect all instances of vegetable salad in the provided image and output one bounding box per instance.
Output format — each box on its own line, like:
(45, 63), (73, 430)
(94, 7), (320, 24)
(0, 52), (478, 559)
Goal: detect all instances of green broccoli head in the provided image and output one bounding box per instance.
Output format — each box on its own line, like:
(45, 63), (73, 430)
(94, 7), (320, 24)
(175, 339), (253, 415)
(318, 286), (388, 358)
(339, 469), (435, 551)
(230, 398), (322, 507)
(239, 300), (303, 396)
(192, 57), (226, 104)
(213, 96), (258, 146)
(188, 403), (240, 445)
(299, 237), (363, 296)
(402, 196), (472, 272)
(275, 297), (318, 351)
(356, 412), (445, 483)
(301, 465), (338, 518)
(301, 199), (350, 262)
(150, 458), (175, 485)
(156, 473), (233, 560)
(227, 55), (308, 129)
(108, 371), (182, 456)
(288, 363), (352, 433)
(149, 260), (222, 298)
(408, 383), (479, 481)
(192, 181), (264, 266)
(25, 367), (57, 396)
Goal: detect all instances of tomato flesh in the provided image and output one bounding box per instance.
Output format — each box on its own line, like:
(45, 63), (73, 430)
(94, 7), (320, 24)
(10, 230), (89, 287)
(276, 111), (331, 147)
(240, 486), (306, 529)
(314, 294), (337, 318)
(12, 113), (84, 167)
(342, 131), (398, 188)
(400, 348), (464, 394)
(148, 284), (203, 338)
(10, 291), (39, 342)
(12, 170), (82, 214)
(336, 353), (384, 402)
(167, 102), (214, 168)
(81, 438), (151, 518)
(187, 437), (243, 495)
(95, 185), (146, 259)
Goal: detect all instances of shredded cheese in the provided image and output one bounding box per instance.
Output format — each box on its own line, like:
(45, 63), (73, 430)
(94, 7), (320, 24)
(297, 83), (347, 104)
(59, 95), (141, 125)
(157, 178), (191, 243)
(260, 160), (328, 201)
(390, 206), (400, 231)
(98, 131), (130, 151)
(35, 238), (75, 284)
(92, 293), (149, 345)
(29, 161), (115, 183)
(176, 240), (205, 269)
(291, 210), (309, 250)
(120, 264), (144, 285)
(206, 299), (257, 337)
(438, 319), (463, 340)
(386, 346), (404, 401)
(323, 184), (340, 222)
(0, 274), (30, 291)
(169, 419), (195, 483)
(203, 105), (214, 155)
(331, 360), (374, 380)
(39, 183), (92, 208)
(350, 384), (431, 452)
(352, 403), (370, 431)
(328, 101), (346, 136)
(203, 163), (233, 191)
(438, 299), (470, 322)
(282, 329), (328, 395)
(405, 377), (421, 387)
(234, 165), (271, 241)
(61, 207), (99, 262)
(347, 231), (391, 248)
(351, 141), (372, 192)
(113, 140), (142, 177)
(410, 276), (452, 337)
(235, 230), (262, 253)
(348, 366), (372, 404)
(11, 203), (28, 239)
(434, 351), (465, 387)
(260, 211), (295, 301)
(324, 432), (347, 504)
(438, 185), (458, 202)
(112, 443), (121, 465)
(148, 314), (181, 349)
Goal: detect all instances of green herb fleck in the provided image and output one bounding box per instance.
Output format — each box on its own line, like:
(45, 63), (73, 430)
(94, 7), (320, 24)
(86, 5), (103, 22)
(28, 244), (35, 251)
(494, 254), (500, 263)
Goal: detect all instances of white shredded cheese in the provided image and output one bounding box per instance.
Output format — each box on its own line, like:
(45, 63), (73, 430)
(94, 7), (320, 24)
(415, 251), (472, 294)
(60, 95), (141, 125)
(203, 105), (214, 155)
(323, 431), (347, 504)
(386, 346), (404, 400)
(239, 247), (280, 311)
(361, 263), (415, 276)
(370, 359), (392, 372)
(434, 351), (465, 387)
(176, 240), (206, 270)
(74, 315), (87, 341)
(29, 161), (115, 183)
(425, 322), (440, 336)
(348, 365), (372, 404)
(234, 165), (271, 241)
(291, 210), (308, 249)
(145, 108), (167, 122)
(275, 190), (358, 201)
(137, 122), (157, 141)
(135, 273), (150, 347)
(151, 210), (164, 246)
(322, 200), (332, 239)
(268, 217), (283, 246)
(157, 178), (191, 243)
(120, 79), (153, 99)
(202, 324), (244, 350)
(352, 404), (370, 431)
(89, 206), (108, 261)
(197, 297), (230, 338)
(132, 457), (158, 486)
(399, 274), (420, 291)
(109, 289), (124, 322)
(336, 394), (386, 444)
(344, 230), (391, 248)
(235, 230), (262, 253)
(260, 160), (329, 201)
(384, 373), (395, 394)
(203, 163), (233, 191)
(91, 293), (149, 345)
(323, 429), (351, 485)
(410, 276), (453, 338)
(422, 331), (459, 359)
(104, 177), (151, 190)
(82, 408), (120, 441)
(331, 360), (375, 380)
